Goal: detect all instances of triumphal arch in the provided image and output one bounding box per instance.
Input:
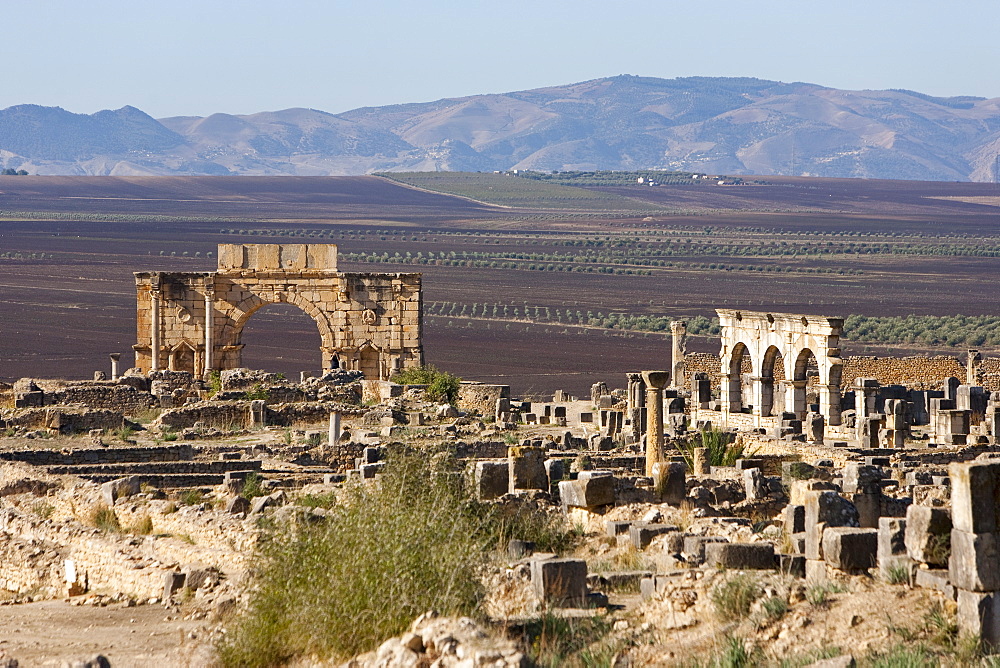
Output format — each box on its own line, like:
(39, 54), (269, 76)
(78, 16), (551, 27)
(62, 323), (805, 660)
(133, 244), (423, 380)
(717, 309), (844, 428)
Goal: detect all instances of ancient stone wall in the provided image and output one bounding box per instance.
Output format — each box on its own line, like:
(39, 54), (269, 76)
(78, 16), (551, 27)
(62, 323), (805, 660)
(458, 384), (511, 418)
(684, 352), (997, 391)
(2, 408), (125, 433)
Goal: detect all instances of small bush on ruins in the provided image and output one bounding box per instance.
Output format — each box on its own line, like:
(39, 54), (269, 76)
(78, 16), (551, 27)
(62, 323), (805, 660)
(89, 505), (121, 533)
(390, 365), (461, 405)
(218, 450), (486, 665)
(219, 448), (574, 666)
(805, 581), (847, 607)
(708, 634), (761, 668)
(31, 500), (54, 519)
(678, 427), (753, 469)
(885, 563), (911, 586)
(244, 383), (270, 402)
(240, 472), (266, 500)
(760, 595), (788, 622)
(206, 370), (222, 398)
(520, 612), (618, 667)
(128, 513), (154, 535)
(710, 574), (762, 620)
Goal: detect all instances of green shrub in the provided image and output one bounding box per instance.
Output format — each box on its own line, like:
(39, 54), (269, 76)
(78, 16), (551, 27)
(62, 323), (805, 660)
(241, 473), (267, 500)
(89, 505), (121, 533)
(711, 574), (762, 620)
(129, 513), (154, 535)
(521, 613), (616, 668)
(391, 365), (461, 405)
(218, 449), (519, 666)
(761, 595), (789, 621)
(678, 427), (754, 469)
(885, 562), (911, 585)
(712, 635), (761, 668)
(244, 383), (270, 402)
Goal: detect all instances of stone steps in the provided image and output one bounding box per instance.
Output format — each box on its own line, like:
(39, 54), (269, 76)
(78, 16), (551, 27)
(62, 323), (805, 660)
(44, 459), (263, 476)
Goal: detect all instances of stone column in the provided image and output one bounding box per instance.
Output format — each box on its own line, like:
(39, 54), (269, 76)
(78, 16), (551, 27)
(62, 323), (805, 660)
(967, 350), (982, 386)
(785, 379), (808, 418)
(150, 286), (161, 371)
(855, 378), (879, 418)
(670, 320), (687, 388)
(756, 376), (773, 418)
(641, 370), (669, 477)
(203, 283), (214, 378)
(819, 384), (842, 426)
(626, 372), (645, 443)
(720, 371), (742, 413)
(329, 411), (341, 448)
(109, 353), (121, 381)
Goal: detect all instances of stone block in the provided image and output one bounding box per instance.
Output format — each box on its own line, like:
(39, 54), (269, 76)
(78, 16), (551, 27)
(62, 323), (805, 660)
(101, 476), (141, 506)
(822, 527), (878, 572)
(474, 461), (509, 500)
(779, 553), (806, 578)
(704, 542), (776, 570)
(508, 539), (535, 560)
(878, 517), (909, 575)
(606, 520), (631, 537)
(805, 558), (828, 583)
(682, 535), (728, 563)
(805, 491), (859, 560)
(559, 474), (615, 510)
(509, 446), (547, 491)
(530, 558), (588, 606)
(950, 461), (1000, 534)
(163, 571), (186, 600)
(843, 464), (882, 494)
(784, 505), (806, 535)
(225, 496), (250, 515)
(630, 523), (677, 550)
(651, 461), (686, 505)
(742, 468), (768, 501)
(949, 529), (1000, 592)
(958, 589), (1000, 650)
(913, 569), (954, 600)
(904, 505), (952, 567)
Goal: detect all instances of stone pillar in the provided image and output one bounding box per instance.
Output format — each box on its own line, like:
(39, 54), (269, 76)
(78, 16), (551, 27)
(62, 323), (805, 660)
(329, 411), (341, 448)
(785, 379), (808, 418)
(693, 447), (711, 475)
(855, 378), (879, 418)
(641, 370), (669, 477)
(721, 372), (742, 413)
(203, 283), (214, 378)
(109, 353), (121, 381)
(968, 350), (983, 386)
(670, 320), (687, 388)
(756, 376), (773, 418)
(951, 461), (1000, 649)
(819, 384), (842, 426)
(150, 286), (161, 371)
(626, 373), (646, 445)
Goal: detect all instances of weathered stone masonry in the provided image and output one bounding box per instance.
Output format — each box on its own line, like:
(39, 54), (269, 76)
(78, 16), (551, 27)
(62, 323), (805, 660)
(134, 244), (423, 380)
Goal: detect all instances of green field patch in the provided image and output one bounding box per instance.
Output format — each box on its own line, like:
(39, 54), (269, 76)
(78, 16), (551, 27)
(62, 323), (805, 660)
(376, 172), (668, 212)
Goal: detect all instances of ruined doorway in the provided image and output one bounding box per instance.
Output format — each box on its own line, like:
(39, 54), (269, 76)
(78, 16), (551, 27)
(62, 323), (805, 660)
(238, 303), (323, 378)
(358, 343), (381, 380)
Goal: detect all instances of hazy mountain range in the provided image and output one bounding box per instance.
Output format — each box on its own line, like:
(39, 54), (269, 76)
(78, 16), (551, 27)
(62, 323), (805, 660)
(2, 76), (999, 181)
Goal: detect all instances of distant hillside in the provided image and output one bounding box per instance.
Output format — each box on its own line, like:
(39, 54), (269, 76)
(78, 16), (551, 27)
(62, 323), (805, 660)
(2, 76), (999, 181)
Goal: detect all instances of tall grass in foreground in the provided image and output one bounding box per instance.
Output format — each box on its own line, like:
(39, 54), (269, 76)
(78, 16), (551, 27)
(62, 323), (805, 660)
(218, 449), (573, 667)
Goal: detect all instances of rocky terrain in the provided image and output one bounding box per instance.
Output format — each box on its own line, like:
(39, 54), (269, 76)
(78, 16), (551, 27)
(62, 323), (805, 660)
(1, 360), (1000, 665)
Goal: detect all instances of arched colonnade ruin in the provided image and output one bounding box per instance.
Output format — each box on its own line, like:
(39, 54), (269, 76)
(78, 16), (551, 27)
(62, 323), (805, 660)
(714, 309), (844, 430)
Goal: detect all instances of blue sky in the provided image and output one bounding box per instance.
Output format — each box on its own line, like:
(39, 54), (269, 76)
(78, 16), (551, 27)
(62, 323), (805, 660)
(5, 0), (998, 118)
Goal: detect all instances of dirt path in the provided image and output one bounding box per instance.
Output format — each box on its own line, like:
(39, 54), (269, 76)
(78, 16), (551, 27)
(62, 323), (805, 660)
(0, 600), (216, 667)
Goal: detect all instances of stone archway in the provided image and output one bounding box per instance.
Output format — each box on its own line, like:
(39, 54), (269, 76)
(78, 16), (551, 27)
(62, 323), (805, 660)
(718, 309), (844, 428)
(134, 244), (423, 380)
